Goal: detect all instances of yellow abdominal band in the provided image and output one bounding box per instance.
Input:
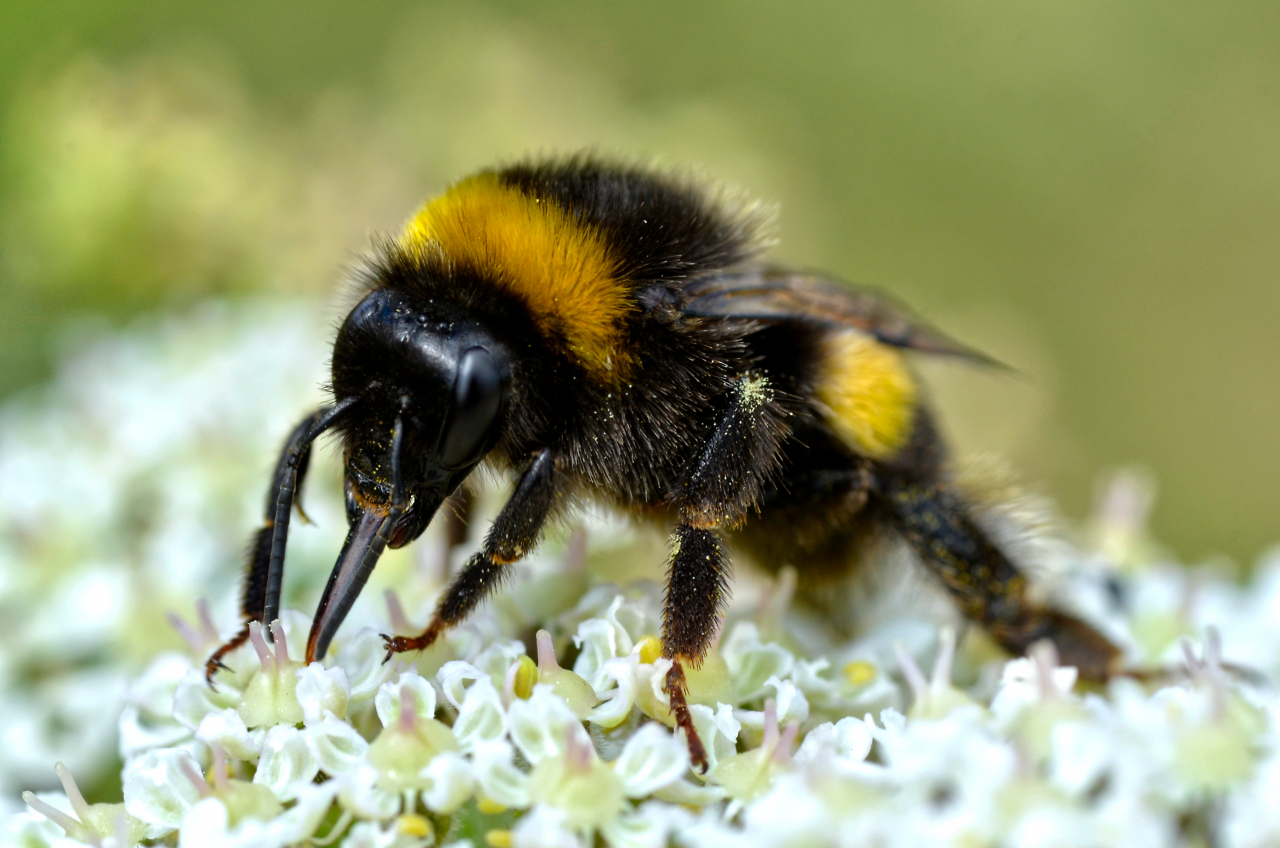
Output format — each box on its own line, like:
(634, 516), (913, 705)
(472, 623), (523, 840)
(815, 332), (917, 459)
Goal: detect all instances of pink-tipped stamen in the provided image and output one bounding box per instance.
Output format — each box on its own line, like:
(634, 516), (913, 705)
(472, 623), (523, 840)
(385, 589), (413, 634)
(565, 726), (593, 773)
(248, 621), (273, 673)
(1099, 471), (1153, 534)
(773, 722), (800, 764)
(762, 698), (779, 751)
(562, 527), (588, 573)
(167, 612), (205, 654)
(1030, 640), (1061, 701)
(399, 683), (417, 733)
(196, 598), (219, 644)
(170, 599), (223, 654)
(536, 629), (560, 672)
(210, 744), (230, 793)
(177, 758), (213, 799)
(270, 620), (290, 671)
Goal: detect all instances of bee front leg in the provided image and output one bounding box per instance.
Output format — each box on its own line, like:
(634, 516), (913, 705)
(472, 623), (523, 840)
(383, 449), (560, 657)
(206, 406), (335, 683)
(663, 374), (791, 771)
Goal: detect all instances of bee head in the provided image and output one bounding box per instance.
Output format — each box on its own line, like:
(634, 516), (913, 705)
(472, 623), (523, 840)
(331, 287), (510, 546)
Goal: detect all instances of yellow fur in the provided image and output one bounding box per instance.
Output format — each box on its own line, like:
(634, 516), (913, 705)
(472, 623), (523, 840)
(402, 173), (632, 380)
(815, 332), (917, 459)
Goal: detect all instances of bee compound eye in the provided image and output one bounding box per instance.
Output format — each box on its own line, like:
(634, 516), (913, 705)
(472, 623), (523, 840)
(439, 346), (504, 468)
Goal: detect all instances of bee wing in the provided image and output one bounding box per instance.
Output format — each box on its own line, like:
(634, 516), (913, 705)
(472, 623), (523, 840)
(682, 266), (1003, 366)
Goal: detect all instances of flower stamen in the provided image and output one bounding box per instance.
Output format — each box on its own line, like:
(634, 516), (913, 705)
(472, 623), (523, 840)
(761, 698), (779, 751)
(55, 762), (93, 823)
(196, 598), (219, 643)
(21, 792), (81, 836)
(270, 620), (291, 672)
(210, 744), (230, 793)
(167, 598), (223, 654)
(385, 589), (413, 634)
(536, 629), (561, 673)
(562, 526), (588, 572)
(773, 722), (799, 764)
(248, 621), (273, 673)
(565, 726), (594, 774)
(1031, 640), (1062, 701)
(178, 757), (213, 799)
(894, 642), (927, 701)
(399, 682), (417, 733)
(167, 611), (206, 654)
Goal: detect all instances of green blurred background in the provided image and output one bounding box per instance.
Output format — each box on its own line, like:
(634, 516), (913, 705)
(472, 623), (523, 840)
(0, 0), (1276, 564)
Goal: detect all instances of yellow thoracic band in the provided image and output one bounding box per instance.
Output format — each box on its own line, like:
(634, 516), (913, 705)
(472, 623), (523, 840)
(815, 331), (917, 459)
(402, 173), (633, 380)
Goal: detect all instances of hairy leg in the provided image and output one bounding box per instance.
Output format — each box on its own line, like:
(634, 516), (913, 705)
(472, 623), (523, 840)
(383, 449), (560, 657)
(206, 406), (339, 682)
(663, 373), (790, 770)
(880, 476), (1121, 680)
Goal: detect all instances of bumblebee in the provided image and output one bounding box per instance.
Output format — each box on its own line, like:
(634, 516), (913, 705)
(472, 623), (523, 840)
(207, 156), (1120, 769)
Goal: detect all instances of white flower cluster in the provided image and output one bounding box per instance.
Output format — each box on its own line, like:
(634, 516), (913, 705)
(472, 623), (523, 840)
(3, 300), (1280, 847)
(0, 301), (335, 808)
(0, 577), (867, 848)
(9, 545), (1280, 848)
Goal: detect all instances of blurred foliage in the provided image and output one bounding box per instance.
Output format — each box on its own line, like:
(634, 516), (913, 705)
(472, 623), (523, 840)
(0, 0), (1277, 562)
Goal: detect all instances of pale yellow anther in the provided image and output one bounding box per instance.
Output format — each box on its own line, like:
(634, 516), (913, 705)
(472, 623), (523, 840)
(397, 814), (433, 838)
(843, 659), (877, 686)
(511, 655), (537, 700)
(637, 635), (662, 665)
(477, 796), (508, 815)
(485, 828), (514, 848)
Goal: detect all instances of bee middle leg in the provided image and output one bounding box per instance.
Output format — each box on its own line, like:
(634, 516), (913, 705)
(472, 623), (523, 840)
(383, 449), (560, 657)
(663, 374), (790, 771)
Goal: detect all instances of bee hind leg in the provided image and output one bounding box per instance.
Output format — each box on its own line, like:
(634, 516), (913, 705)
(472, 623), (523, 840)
(878, 475), (1122, 681)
